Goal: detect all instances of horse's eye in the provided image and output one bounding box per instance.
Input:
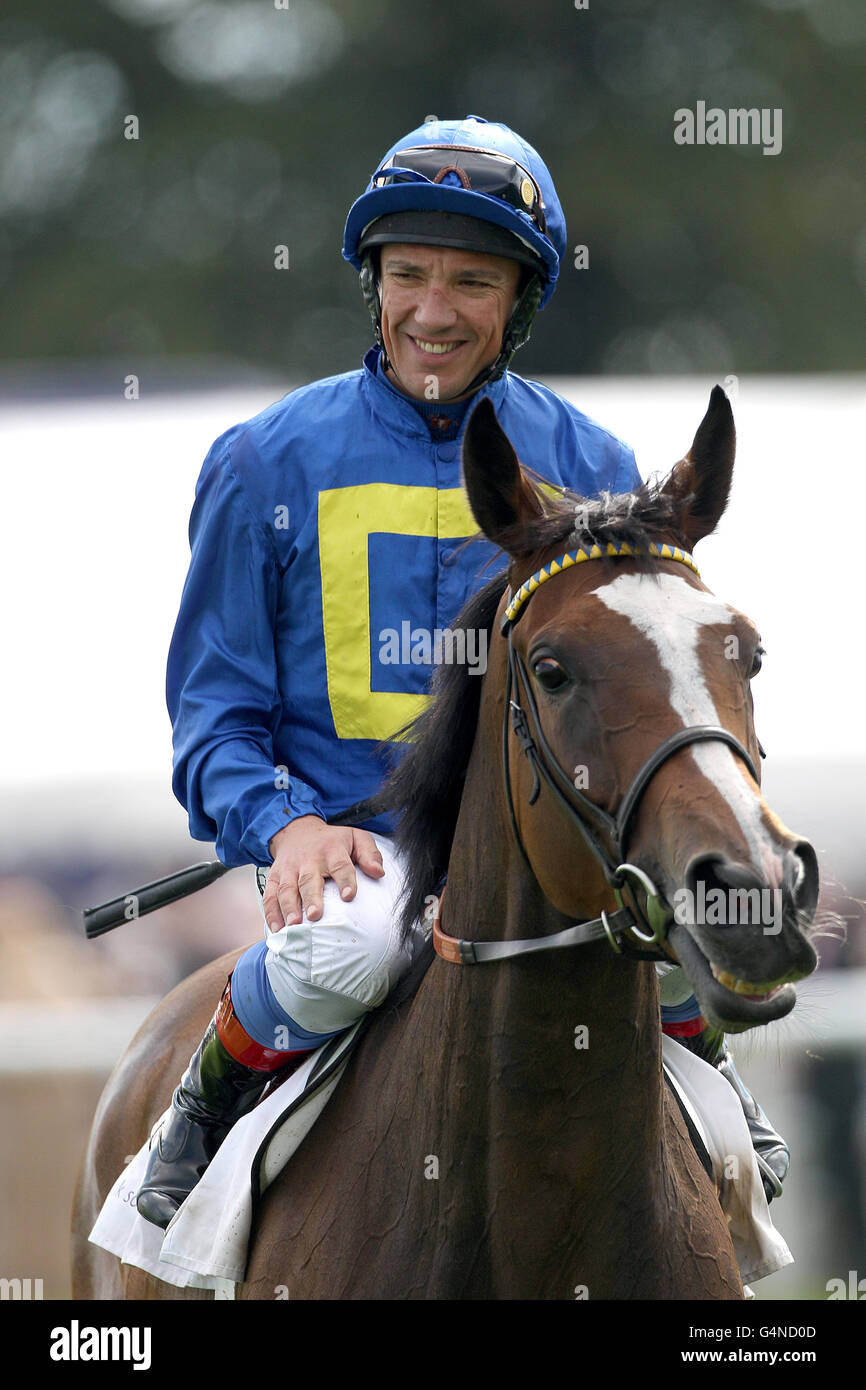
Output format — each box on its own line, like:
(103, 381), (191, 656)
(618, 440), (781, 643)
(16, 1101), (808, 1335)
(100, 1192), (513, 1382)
(750, 645), (765, 678)
(532, 657), (569, 691)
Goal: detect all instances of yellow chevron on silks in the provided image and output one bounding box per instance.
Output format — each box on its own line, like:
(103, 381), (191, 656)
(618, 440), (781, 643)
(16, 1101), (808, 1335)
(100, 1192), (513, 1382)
(318, 483), (478, 743)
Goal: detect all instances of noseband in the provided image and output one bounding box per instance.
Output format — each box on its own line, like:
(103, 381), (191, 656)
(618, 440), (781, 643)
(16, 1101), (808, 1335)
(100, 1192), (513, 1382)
(433, 540), (761, 966)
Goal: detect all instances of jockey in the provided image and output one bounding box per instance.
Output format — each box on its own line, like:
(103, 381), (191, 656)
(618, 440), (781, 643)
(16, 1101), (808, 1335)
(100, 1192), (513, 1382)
(136, 115), (789, 1229)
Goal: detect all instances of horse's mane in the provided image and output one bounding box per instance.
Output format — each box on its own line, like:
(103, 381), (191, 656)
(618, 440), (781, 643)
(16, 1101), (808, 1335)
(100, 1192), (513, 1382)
(385, 472), (685, 937)
(384, 568), (508, 937)
(498, 466), (686, 562)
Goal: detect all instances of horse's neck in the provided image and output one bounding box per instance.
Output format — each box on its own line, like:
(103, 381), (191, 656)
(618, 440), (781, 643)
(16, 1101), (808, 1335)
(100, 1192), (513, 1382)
(436, 794), (684, 1294)
(443, 769), (669, 1169)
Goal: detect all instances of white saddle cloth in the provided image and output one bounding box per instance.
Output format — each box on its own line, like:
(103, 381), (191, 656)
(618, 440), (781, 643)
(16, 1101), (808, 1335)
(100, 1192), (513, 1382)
(661, 1035), (793, 1285)
(88, 1023), (363, 1294)
(89, 1027), (792, 1295)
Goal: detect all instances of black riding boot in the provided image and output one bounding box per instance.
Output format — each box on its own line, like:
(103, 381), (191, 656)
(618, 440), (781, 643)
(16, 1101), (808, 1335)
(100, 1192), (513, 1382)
(136, 977), (306, 1230)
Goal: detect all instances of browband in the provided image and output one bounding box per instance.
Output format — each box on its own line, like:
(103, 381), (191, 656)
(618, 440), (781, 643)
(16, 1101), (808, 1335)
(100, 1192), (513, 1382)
(501, 541), (699, 632)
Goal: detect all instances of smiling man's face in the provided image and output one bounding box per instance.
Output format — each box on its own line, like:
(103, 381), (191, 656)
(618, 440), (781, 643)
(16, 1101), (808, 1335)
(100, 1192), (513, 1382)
(378, 242), (522, 402)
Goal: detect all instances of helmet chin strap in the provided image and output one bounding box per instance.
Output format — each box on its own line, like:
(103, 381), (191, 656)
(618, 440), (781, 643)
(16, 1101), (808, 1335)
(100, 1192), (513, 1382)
(461, 272), (544, 395)
(359, 254), (392, 371)
(359, 254), (544, 400)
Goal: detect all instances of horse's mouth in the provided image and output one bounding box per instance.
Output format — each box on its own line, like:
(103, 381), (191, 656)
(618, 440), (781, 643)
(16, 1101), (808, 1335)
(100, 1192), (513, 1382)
(667, 924), (801, 1032)
(709, 964), (790, 1000)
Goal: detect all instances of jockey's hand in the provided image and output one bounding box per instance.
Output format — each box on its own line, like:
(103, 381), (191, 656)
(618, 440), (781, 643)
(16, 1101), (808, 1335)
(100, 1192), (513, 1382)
(264, 815), (385, 931)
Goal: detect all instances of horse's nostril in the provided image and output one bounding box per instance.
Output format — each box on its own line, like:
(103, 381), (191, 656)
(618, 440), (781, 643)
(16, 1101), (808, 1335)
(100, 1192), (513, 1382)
(787, 841), (819, 925)
(683, 855), (771, 929)
(686, 855), (763, 895)
(683, 846), (819, 932)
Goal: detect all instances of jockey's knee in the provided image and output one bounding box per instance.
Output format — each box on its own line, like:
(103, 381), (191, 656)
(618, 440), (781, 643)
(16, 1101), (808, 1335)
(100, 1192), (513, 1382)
(264, 899), (410, 1035)
(251, 836), (419, 1040)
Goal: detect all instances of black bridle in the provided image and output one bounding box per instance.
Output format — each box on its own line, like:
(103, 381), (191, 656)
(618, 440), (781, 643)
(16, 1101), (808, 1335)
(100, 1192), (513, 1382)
(433, 541), (761, 967)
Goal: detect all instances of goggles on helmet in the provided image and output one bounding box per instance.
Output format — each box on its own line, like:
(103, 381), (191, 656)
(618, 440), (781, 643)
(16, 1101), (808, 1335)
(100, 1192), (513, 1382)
(371, 145), (548, 237)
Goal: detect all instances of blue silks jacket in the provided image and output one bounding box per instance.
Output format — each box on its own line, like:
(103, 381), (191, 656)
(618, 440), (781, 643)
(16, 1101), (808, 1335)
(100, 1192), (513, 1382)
(167, 348), (641, 867)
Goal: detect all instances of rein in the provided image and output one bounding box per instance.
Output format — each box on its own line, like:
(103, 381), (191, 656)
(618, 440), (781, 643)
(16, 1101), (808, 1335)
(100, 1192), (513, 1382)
(433, 539), (760, 966)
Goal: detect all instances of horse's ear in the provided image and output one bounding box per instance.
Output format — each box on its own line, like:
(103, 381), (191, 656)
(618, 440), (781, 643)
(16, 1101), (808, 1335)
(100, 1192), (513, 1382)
(462, 398), (544, 556)
(664, 385), (736, 546)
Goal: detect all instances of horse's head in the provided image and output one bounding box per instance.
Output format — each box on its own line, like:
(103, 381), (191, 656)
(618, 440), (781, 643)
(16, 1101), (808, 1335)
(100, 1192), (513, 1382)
(461, 389), (818, 1033)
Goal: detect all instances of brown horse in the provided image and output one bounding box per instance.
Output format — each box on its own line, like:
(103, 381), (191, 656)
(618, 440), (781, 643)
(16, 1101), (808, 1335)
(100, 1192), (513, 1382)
(72, 387), (818, 1300)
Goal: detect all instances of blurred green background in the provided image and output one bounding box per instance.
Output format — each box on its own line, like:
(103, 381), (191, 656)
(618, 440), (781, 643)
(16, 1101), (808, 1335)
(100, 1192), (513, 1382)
(2, 0), (864, 389)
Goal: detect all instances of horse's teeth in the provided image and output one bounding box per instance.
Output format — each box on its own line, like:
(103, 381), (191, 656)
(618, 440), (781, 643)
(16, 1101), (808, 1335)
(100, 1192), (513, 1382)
(710, 963), (779, 998)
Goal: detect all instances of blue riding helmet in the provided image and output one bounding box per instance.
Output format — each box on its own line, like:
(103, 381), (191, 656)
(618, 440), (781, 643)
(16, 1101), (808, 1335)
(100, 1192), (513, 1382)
(343, 116), (567, 387)
(343, 115), (566, 310)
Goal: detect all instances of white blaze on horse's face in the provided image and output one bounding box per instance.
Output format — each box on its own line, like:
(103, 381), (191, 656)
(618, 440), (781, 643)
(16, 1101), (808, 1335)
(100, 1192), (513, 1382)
(594, 570), (779, 887)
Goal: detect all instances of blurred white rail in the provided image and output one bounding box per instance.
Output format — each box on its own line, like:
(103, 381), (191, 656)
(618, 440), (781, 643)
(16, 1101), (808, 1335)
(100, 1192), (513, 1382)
(0, 997), (161, 1074)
